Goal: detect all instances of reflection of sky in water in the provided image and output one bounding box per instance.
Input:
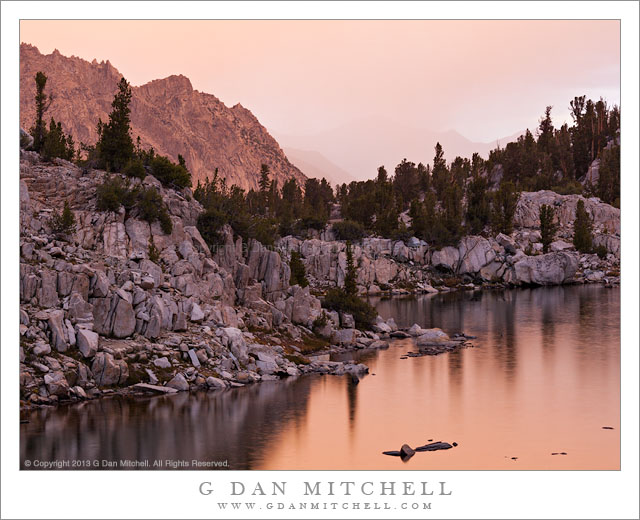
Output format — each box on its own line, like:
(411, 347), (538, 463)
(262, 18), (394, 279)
(21, 286), (620, 470)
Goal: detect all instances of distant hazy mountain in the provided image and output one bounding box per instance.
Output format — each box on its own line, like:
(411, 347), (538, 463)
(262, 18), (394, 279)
(275, 117), (525, 181)
(284, 147), (356, 187)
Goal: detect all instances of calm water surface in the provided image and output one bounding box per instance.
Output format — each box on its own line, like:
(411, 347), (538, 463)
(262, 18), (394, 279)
(21, 285), (620, 470)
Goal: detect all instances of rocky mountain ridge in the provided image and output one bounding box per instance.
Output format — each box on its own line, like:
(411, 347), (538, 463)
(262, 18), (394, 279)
(19, 43), (307, 191)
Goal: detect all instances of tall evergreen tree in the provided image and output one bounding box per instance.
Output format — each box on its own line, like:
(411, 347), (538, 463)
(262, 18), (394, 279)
(393, 159), (419, 209)
(573, 199), (593, 253)
(376, 165), (388, 184)
(539, 204), (558, 253)
(289, 251), (309, 287)
(553, 123), (575, 180)
(569, 95), (591, 177)
(491, 181), (520, 235)
(596, 144), (620, 207)
(30, 71), (51, 152)
(258, 164), (270, 192)
(97, 77), (134, 171)
(431, 142), (448, 199)
(344, 241), (357, 296)
(465, 174), (490, 235)
(537, 105), (555, 156)
(42, 118), (75, 161)
(441, 182), (463, 243)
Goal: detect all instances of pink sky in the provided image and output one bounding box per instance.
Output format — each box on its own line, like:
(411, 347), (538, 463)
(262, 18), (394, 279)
(20, 20), (620, 169)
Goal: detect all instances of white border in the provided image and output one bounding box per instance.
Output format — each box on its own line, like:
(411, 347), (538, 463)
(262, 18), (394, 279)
(2, 2), (638, 519)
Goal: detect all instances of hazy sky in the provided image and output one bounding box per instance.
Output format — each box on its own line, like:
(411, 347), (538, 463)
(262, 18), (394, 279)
(20, 20), (619, 144)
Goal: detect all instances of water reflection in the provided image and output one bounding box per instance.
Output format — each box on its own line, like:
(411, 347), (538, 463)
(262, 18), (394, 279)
(22, 286), (619, 470)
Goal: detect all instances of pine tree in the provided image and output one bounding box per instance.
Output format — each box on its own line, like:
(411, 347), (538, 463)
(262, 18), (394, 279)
(553, 123), (575, 180)
(441, 182), (463, 243)
(537, 106), (555, 155)
(393, 159), (419, 208)
(344, 241), (357, 296)
(596, 144), (620, 207)
(42, 118), (75, 161)
(49, 200), (76, 238)
(30, 71), (51, 152)
(259, 164), (270, 192)
(491, 181), (520, 235)
(289, 251), (309, 288)
(539, 204), (558, 253)
(573, 199), (593, 253)
(97, 77), (134, 171)
(465, 174), (490, 234)
(431, 142), (448, 199)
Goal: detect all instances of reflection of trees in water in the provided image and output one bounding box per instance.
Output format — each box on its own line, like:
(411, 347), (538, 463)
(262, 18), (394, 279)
(575, 285), (620, 363)
(489, 290), (518, 380)
(346, 379), (358, 428)
(447, 349), (464, 392)
(21, 376), (316, 470)
(538, 287), (559, 349)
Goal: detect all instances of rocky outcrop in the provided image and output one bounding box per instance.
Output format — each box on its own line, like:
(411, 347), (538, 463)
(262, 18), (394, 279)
(514, 191), (620, 235)
(19, 156), (375, 409)
(275, 190), (619, 294)
(19, 43), (307, 191)
(513, 252), (578, 286)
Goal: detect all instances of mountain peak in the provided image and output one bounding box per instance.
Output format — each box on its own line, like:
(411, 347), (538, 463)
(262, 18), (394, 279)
(19, 44), (306, 191)
(161, 74), (193, 91)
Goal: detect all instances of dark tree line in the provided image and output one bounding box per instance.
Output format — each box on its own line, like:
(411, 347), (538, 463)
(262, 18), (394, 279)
(28, 76), (619, 250)
(194, 166), (335, 246)
(487, 99), (620, 205)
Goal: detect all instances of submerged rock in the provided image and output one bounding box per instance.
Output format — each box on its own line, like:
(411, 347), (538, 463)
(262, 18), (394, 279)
(415, 441), (453, 452)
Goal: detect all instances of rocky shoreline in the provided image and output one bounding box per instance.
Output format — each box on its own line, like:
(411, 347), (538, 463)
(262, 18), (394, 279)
(19, 152), (620, 411)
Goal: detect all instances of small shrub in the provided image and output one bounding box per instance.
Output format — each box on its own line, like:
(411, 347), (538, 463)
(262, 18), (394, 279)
(594, 245), (608, 259)
(312, 311), (329, 330)
(49, 201), (76, 237)
(289, 251), (309, 287)
(197, 208), (227, 247)
(137, 186), (163, 221)
(137, 187), (173, 234)
(248, 217), (277, 246)
(299, 334), (330, 354)
(322, 287), (377, 330)
(284, 353), (311, 365)
(158, 209), (173, 235)
(332, 220), (366, 241)
(150, 155), (191, 189)
(123, 158), (146, 179)
(96, 175), (130, 212)
(97, 176), (172, 233)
